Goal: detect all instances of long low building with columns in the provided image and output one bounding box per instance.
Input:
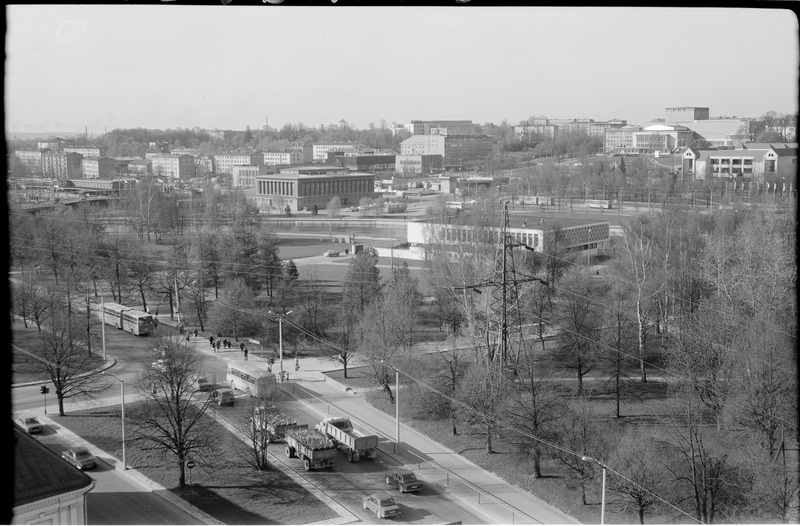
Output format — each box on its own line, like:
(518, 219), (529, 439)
(250, 165), (375, 213)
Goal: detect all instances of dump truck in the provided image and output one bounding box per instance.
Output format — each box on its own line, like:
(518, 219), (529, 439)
(251, 408), (306, 442)
(284, 427), (336, 471)
(316, 416), (379, 462)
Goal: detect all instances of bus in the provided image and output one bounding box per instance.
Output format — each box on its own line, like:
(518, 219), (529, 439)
(226, 362), (278, 397)
(99, 301), (155, 336)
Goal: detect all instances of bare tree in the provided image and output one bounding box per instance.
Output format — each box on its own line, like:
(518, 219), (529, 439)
(554, 402), (610, 506)
(131, 336), (216, 487)
(606, 431), (666, 524)
(456, 361), (509, 453)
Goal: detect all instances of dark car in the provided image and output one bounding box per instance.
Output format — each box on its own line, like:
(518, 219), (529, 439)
(385, 469), (423, 493)
(61, 447), (97, 470)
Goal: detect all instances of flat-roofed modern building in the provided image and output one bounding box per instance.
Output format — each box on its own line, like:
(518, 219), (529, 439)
(328, 149), (397, 172)
(262, 150), (304, 166)
(311, 142), (361, 162)
(666, 106), (710, 122)
(682, 143), (797, 183)
(444, 135), (495, 170)
(81, 156), (118, 179)
(151, 154), (197, 179)
(395, 154), (444, 175)
(213, 152), (263, 174)
(42, 151), (83, 179)
(410, 120), (474, 135)
(631, 124), (694, 156)
(604, 125), (642, 154)
(401, 135), (445, 156)
(407, 216), (611, 260)
(14, 149), (47, 173)
(252, 166), (375, 213)
(232, 165), (261, 188)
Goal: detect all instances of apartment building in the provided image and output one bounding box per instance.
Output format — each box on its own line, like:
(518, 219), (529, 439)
(64, 146), (106, 157)
(232, 165), (260, 188)
(213, 152), (263, 174)
(42, 151), (83, 179)
(14, 149), (47, 173)
(311, 142), (360, 162)
(262, 150), (303, 166)
(151, 154), (197, 179)
(81, 156), (118, 179)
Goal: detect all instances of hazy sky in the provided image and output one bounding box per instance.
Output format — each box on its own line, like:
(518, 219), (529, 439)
(5, 4), (799, 135)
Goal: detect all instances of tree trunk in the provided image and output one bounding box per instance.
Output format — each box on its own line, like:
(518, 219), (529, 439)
(637, 299), (648, 382)
(486, 424), (493, 453)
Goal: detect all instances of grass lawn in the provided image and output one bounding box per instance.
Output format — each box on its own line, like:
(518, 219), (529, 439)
(52, 405), (338, 525)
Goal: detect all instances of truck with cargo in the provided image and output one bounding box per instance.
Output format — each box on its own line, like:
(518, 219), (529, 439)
(316, 416), (379, 462)
(284, 427), (337, 471)
(251, 407), (306, 442)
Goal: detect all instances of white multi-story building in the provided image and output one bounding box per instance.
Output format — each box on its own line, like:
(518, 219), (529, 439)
(400, 135), (445, 156)
(213, 153), (262, 174)
(64, 146), (106, 157)
(151, 154), (196, 179)
(262, 150), (303, 165)
(232, 165), (260, 188)
(311, 142), (359, 162)
(81, 156), (117, 179)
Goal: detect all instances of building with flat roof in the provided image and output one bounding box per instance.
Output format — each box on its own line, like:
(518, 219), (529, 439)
(631, 124), (694, 155)
(81, 156), (118, 179)
(395, 154), (444, 176)
(262, 149), (304, 166)
(666, 107), (710, 122)
(151, 154), (197, 180)
(407, 216), (611, 260)
(410, 120), (474, 135)
(64, 146), (106, 157)
(444, 135), (495, 170)
(232, 165), (261, 188)
(682, 143), (797, 183)
(251, 169), (375, 213)
(213, 152), (263, 174)
(311, 142), (362, 162)
(42, 151), (83, 179)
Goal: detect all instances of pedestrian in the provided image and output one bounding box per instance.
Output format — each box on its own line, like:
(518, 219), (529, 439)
(240, 342), (245, 353)
(209, 336), (215, 348)
(216, 340), (221, 351)
(186, 333), (190, 342)
(155, 307), (159, 316)
(295, 357), (300, 371)
(193, 328), (198, 338)
(243, 347), (248, 361)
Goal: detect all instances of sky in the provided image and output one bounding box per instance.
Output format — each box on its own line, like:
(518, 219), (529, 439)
(5, 4), (799, 135)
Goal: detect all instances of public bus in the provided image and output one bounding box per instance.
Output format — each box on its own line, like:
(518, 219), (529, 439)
(226, 362), (278, 397)
(99, 301), (155, 336)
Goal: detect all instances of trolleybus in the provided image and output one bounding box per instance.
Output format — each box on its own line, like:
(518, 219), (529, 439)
(99, 301), (155, 336)
(226, 362), (278, 397)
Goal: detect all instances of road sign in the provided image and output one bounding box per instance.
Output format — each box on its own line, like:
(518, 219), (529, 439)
(186, 460), (196, 469)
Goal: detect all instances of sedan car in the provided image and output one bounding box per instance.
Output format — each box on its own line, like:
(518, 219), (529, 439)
(362, 493), (401, 519)
(61, 447), (97, 470)
(15, 413), (43, 434)
(385, 469), (423, 493)
(323, 250), (340, 257)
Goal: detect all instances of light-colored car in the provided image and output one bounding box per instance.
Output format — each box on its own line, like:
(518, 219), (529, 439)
(323, 250), (340, 257)
(212, 388), (235, 406)
(61, 447), (97, 470)
(385, 469), (423, 493)
(15, 413), (43, 434)
(362, 493), (401, 519)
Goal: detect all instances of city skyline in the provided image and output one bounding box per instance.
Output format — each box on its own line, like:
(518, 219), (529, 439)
(5, 5), (799, 136)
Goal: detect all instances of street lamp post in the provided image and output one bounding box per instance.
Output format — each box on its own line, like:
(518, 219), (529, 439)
(582, 456), (607, 524)
(104, 372), (127, 470)
(269, 310), (292, 381)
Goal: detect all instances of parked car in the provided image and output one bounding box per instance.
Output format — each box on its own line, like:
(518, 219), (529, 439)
(385, 469), (423, 493)
(15, 413), (43, 434)
(194, 377), (213, 392)
(323, 250), (340, 257)
(61, 447), (97, 470)
(211, 388), (235, 406)
(362, 493), (401, 519)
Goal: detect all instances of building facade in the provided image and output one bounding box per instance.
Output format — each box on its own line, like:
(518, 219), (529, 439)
(630, 124), (694, 155)
(395, 154), (444, 175)
(665, 106), (710, 122)
(311, 142), (360, 162)
(443, 135), (495, 169)
(81, 156), (118, 179)
(682, 143), (797, 183)
(410, 120), (474, 135)
(42, 151), (83, 179)
(231, 165), (260, 188)
(213, 152), (262, 174)
(151, 154), (197, 179)
(262, 150), (303, 166)
(64, 146), (106, 157)
(251, 168), (375, 212)
(14, 149), (46, 173)
(400, 135), (445, 156)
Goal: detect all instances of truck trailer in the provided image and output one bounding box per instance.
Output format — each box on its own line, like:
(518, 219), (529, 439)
(316, 416), (379, 462)
(284, 427), (336, 471)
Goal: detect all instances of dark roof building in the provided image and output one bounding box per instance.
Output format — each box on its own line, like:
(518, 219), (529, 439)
(13, 425), (94, 524)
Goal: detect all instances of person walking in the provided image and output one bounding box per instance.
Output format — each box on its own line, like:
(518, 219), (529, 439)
(243, 347), (248, 361)
(295, 357), (300, 371)
(193, 328), (198, 338)
(216, 340), (221, 352)
(209, 336), (215, 348)
(240, 342), (245, 353)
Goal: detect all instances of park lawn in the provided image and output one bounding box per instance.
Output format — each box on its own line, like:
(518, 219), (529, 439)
(51, 405), (338, 525)
(12, 322), (106, 384)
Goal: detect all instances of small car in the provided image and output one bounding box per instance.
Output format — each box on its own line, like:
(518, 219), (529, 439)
(195, 377), (213, 392)
(362, 493), (401, 519)
(385, 469), (423, 493)
(61, 447), (97, 470)
(323, 250), (340, 257)
(15, 413), (43, 434)
(212, 388), (235, 406)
